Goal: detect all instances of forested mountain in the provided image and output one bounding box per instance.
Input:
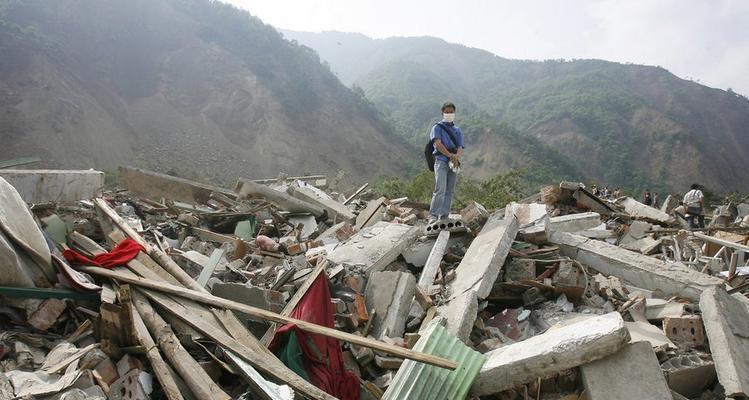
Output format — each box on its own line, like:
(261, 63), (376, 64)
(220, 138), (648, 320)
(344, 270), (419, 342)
(284, 30), (749, 192)
(0, 1), (411, 184)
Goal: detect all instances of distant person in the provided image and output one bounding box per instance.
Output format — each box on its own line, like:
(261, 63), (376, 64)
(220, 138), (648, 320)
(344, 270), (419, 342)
(612, 187), (621, 198)
(591, 184), (600, 196)
(683, 183), (705, 228)
(643, 190), (653, 206)
(652, 192), (660, 209)
(428, 102), (464, 222)
(603, 186), (611, 198)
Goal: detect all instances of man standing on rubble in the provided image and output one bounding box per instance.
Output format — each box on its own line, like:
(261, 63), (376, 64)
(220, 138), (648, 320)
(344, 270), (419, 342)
(683, 183), (705, 228)
(428, 102), (464, 222)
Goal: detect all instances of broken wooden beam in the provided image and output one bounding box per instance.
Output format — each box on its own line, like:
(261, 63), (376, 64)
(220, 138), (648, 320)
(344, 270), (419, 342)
(80, 266), (458, 370)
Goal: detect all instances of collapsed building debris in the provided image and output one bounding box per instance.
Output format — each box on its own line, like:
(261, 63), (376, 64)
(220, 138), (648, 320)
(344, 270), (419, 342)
(1, 171), (748, 400)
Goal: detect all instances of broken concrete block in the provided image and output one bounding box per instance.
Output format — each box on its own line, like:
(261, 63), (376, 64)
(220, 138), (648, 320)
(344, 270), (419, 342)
(211, 282), (285, 330)
(645, 299), (685, 321)
(619, 220), (652, 245)
(364, 271), (416, 338)
(547, 212), (601, 233)
(237, 178), (325, 217)
(460, 201), (489, 232)
(0, 169), (104, 203)
(621, 236), (661, 254)
(699, 286), (749, 397)
(581, 341), (672, 400)
(661, 354), (717, 397)
(449, 214), (518, 301)
(287, 185), (356, 222)
(329, 222), (419, 273)
(550, 231), (725, 302)
(504, 202), (547, 226)
(471, 312), (630, 396)
(625, 321), (675, 348)
(619, 197), (675, 225)
(663, 315), (704, 347)
(120, 166), (234, 204)
(436, 290), (478, 344)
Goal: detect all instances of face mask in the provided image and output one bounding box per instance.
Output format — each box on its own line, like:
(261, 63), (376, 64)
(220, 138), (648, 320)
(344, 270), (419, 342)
(443, 113), (455, 123)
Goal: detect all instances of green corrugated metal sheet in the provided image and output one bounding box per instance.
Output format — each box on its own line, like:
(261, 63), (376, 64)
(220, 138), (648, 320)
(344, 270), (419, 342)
(382, 320), (487, 400)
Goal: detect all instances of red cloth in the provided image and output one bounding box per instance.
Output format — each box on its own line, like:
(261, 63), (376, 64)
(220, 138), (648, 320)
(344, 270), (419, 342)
(63, 239), (145, 269)
(270, 273), (360, 400)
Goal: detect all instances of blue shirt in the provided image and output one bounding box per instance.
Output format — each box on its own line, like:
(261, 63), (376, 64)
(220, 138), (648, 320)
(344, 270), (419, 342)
(429, 121), (464, 162)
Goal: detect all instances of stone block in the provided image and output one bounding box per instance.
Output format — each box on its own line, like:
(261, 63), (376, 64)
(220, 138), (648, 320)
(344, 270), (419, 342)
(0, 169), (104, 203)
(472, 312), (630, 396)
(364, 271), (416, 338)
(699, 286), (749, 397)
(661, 354), (717, 397)
(581, 341), (672, 400)
(663, 315), (704, 347)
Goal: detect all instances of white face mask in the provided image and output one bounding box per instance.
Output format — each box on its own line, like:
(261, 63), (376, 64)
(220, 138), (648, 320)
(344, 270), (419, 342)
(443, 113), (455, 123)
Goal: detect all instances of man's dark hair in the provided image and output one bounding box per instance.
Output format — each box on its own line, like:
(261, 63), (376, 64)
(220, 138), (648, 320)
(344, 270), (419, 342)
(441, 102), (456, 112)
(691, 183), (700, 190)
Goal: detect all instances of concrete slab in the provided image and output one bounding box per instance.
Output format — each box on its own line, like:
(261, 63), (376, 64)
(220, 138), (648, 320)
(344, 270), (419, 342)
(471, 312), (630, 396)
(625, 321), (675, 348)
(365, 271), (416, 339)
(237, 178), (324, 217)
(1, 169), (104, 204)
(581, 341), (672, 400)
(699, 286), (749, 397)
(449, 214), (518, 301)
(619, 197), (675, 225)
(436, 290), (478, 344)
(119, 166), (233, 204)
(547, 212), (601, 233)
(504, 202), (547, 227)
(549, 231), (724, 302)
(287, 185), (355, 223)
(328, 222), (420, 273)
(645, 299), (685, 321)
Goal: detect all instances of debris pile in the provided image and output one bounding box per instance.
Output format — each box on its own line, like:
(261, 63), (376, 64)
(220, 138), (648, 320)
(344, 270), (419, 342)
(1, 168), (748, 400)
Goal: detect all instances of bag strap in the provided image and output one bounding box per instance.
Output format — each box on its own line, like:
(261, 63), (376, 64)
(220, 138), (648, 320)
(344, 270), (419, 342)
(435, 122), (460, 150)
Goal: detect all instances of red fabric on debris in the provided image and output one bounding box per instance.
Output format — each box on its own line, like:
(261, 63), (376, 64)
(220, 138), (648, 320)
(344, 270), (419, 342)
(62, 239), (145, 269)
(270, 272), (360, 400)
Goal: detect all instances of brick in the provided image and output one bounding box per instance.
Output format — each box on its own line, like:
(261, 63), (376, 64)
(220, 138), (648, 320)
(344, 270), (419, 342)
(27, 299), (67, 331)
(663, 315), (704, 347)
(375, 355), (403, 370)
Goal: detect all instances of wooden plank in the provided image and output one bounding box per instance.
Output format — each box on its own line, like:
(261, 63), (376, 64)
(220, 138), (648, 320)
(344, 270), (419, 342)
(81, 266), (458, 370)
(343, 183), (369, 205)
(694, 232), (749, 253)
(129, 288), (184, 400)
(140, 288), (335, 400)
(95, 198), (205, 292)
(259, 260), (328, 346)
(131, 289), (230, 400)
(95, 207), (322, 399)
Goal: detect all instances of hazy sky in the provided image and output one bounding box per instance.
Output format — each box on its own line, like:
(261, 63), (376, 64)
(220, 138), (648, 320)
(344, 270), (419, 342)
(224, 0), (749, 96)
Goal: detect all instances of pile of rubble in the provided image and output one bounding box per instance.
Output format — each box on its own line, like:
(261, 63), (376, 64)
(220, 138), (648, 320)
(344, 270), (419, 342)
(1, 167), (748, 400)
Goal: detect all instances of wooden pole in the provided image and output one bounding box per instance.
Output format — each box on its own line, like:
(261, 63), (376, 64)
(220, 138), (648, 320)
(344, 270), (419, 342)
(81, 266), (458, 370)
(128, 288), (185, 400)
(131, 289), (231, 400)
